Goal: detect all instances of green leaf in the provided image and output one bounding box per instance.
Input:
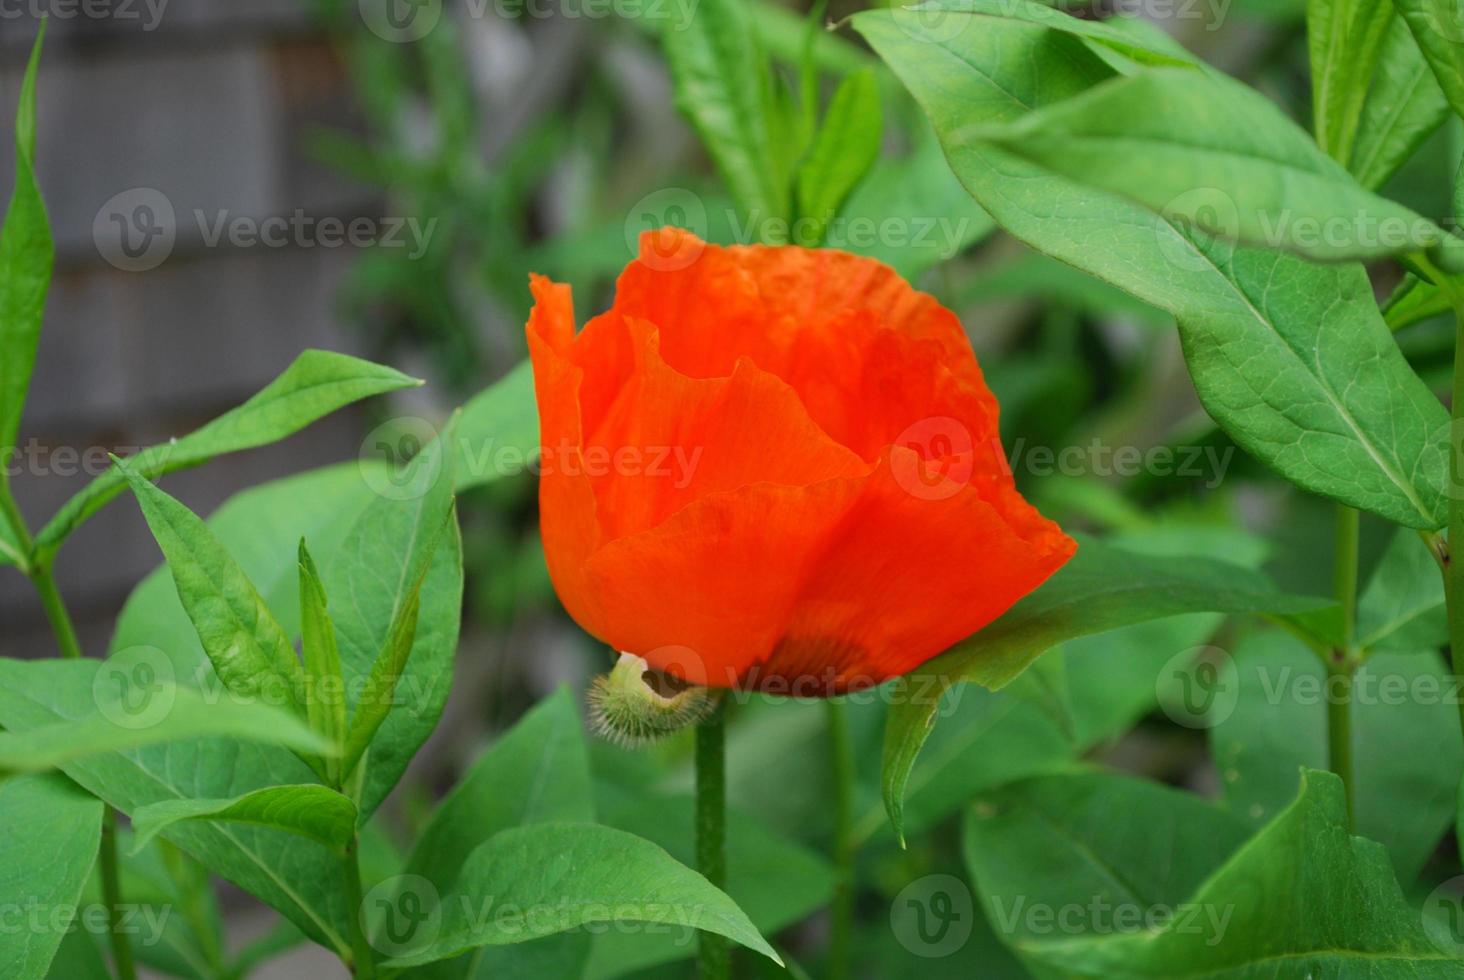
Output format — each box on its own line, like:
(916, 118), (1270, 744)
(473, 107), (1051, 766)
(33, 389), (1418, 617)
(851, 681), (1074, 846)
(1350, 18), (1450, 189)
(1356, 529), (1446, 652)
(1393, 0), (1464, 123)
(0, 658), (355, 956)
(662, 0), (786, 225)
(1210, 631), (1462, 883)
(970, 67), (1447, 262)
(382, 823), (779, 969)
(963, 771), (1251, 954)
(404, 688), (593, 888)
(336, 418), (458, 794)
(399, 689), (594, 980)
(0, 26), (52, 486)
(0, 519), (24, 570)
(903, 0), (1199, 68)
(794, 69), (881, 245)
(1384, 272), (1452, 330)
(130, 786), (357, 856)
(834, 120), (994, 280)
(1309, 0), (1396, 165)
(454, 360), (539, 491)
(878, 536), (1331, 844)
(0, 773), (102, 980)
(586, 796), (837, 979)
(35, 350), (419, 557)
(298, 540), (347, 782)
(117, 458), (309, 724)
(1021, 770), (1458, 977)
(855, 7), (1454, 529)
(0, 676), (330, 775)
(43, 930), (108, 980)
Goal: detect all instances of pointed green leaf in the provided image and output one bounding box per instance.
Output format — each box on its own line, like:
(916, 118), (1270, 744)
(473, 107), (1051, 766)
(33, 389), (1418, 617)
(1350, 18), (1450, 189)
(117, 458), (309, 723)
(382, 823), (780, 969)
(795, 69), (881, 245)
(1356, 529), (1446, 652)
(834, 121), (994, 280)
(662, 0), (787, 223)
(0, 658), (354, 956)
(0, 677), (330, 775)
(878, 537), (1331, 843)
(130, 786), (357, 857)
(968, 67), (1448, 262)
(589, 796), (837, 978)
(855, 7), (1453, 529)
(298, 540), (347, 782)
(1022, 770), (1458, 977)
(904, 0), (1198, 68)
(404, 688), (593, 888)
(1309, 0), (1396, 165)
(963, 771), (1251, 954)
(35, 350), (419, 557)
(0, 26), (52, 486)
(1210, 632), (1462, 883)
(1384, 273), (1451, 330)
(454, 359), (539, 491)
(1393, 0), (1464, 123)
(397, 689), (594, 980)
(332, 417), (459, 809)
(0, 773), (102, 980)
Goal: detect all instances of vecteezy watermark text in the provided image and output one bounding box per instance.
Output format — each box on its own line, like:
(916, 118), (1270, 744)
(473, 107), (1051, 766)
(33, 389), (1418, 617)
(0, 0), (168, 30)
(94, 188), (437, 272)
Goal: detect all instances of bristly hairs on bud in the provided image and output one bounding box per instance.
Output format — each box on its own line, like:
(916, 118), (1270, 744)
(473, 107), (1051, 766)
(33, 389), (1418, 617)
(588, 652), (717, 747)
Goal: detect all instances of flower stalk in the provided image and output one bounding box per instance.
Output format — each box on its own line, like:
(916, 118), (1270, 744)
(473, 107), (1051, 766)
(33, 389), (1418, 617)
(695, 700), (729, 980)
(826, 698), (855, 980)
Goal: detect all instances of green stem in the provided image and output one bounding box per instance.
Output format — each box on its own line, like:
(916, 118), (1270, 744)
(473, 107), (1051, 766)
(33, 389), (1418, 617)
(1334, 505), (1358, 645)
(343, 837), (376, 979)
(1326, 504), (1360, 829)
(100, 807), (138, 980)
(0, 483), (82, 658)
(1436, 261), (1464, 742)
(1327, 658), (1356, 827)
(826, 698), (855, 980)
(32, 562), (82, 658)
(695, 701), (729, 980)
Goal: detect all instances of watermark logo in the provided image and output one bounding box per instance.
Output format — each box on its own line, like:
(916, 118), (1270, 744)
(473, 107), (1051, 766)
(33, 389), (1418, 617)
(93, 646), (176, 730)
(359, 416), (447, 502)
(363, 874), (443, 958)
(94, 188), (175, 272)
(890, 874), (974, 958)
(891, 2), (971, 44)
(1156, 187), (1240, 273)
(1157, 645), (1239, 729)
(94, 189), (435, 272)
(360, 0), (442, 41)
(1424, 877), (1464, 955)
(625, 188), (710, 271)
(892, 417), (976, 502)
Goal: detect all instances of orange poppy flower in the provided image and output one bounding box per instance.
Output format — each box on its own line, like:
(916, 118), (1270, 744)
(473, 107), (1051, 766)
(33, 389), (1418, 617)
(527, 228), (1075, 694)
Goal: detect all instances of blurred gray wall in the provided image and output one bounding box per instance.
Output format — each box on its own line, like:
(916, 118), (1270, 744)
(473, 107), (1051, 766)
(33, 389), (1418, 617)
(0, 1), (388, 659)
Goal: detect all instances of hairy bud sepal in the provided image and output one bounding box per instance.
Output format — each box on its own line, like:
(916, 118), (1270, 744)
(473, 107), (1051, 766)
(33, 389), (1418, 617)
(588, 652), (717, 747)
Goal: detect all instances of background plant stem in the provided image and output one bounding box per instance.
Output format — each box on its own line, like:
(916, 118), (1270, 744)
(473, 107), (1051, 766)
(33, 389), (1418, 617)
(1439, 272), (1464, 741)
(695, 701), (729, 980)
(1328, 504), (1359, 829)
(342, 837), (376, 979)
(100, 807), (138, 980)
(826, 697), (855, 980)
